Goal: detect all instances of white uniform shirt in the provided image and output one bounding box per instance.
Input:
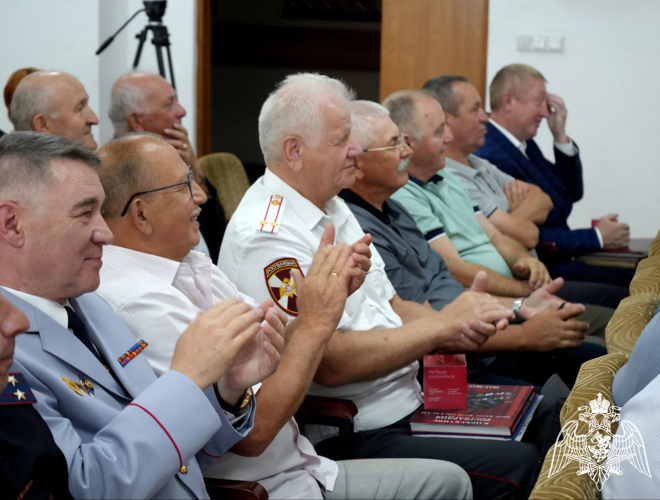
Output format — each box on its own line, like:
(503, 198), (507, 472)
(219, 169), (423, 432)
(97, 245), (337, 499)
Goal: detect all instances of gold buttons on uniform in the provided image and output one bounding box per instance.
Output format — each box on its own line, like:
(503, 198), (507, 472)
(179, 465), (188, 475)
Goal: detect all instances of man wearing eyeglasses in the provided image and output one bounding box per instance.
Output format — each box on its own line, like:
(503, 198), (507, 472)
(95, 133), (472, 500)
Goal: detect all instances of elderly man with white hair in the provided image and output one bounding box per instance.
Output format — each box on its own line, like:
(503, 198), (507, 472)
(218, 73), (542, 500)
(10, 71), (99, 150)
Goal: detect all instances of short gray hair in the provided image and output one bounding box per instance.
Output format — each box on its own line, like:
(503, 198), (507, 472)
(109, 72), (149, 137)
(490, 64), (546, 111)
(9, 71), (58, 131)
(349, 100), (390, 149)
(258, 73), (356, 162)
(97, 132), (162, 218)
(423, 75), (470, 116)
(0, 132), (100, 199)
(382, 89), (435, 140)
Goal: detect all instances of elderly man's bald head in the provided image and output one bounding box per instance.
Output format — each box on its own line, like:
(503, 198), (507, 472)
(10, 71), (99, 150)
(96, 133), (163, 218)
(382, 89), (438, 140)
(109, 71), (185, 137)
(98, 133), (206, 262)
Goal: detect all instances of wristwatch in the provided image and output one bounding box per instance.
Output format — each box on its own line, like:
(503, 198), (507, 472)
(215, 386), (253, 416)
(512, 297), (525, 324)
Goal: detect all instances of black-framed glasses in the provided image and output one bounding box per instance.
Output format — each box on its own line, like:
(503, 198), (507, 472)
(121, 166), (194, 216)
(362, 133), (405, 153)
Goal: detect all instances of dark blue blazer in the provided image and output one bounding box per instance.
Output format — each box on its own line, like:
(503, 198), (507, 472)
(475, 122), (600, 259)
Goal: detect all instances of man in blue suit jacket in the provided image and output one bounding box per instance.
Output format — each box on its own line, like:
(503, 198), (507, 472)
(0, 132), (287, 499)
(475, 64), (633, 288)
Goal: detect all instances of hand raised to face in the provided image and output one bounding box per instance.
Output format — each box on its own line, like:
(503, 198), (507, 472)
(546, 93), (569, 144)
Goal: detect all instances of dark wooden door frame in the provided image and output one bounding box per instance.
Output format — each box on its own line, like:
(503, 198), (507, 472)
(196, 0), (212, 158)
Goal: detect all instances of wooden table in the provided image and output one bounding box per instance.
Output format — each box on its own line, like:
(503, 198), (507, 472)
(577, 238), (653, 268)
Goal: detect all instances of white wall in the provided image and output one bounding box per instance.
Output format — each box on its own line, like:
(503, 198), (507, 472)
(488, 0), (659, 237)
(0, 0), (196, 149)
(0, 0), (100, 134)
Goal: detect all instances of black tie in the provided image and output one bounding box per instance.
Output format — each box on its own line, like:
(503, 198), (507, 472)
(65, 306), (103, 363)
(65, 306), (128, 394)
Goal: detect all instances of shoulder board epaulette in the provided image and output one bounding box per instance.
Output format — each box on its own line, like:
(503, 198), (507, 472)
(0, 372), (37, 405)
(257, 194), (287, 234)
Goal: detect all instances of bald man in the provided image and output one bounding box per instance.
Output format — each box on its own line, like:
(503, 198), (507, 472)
(10, 71), (99, 150)
(109, 71), (226, 260)
(110, 72), (198, 181)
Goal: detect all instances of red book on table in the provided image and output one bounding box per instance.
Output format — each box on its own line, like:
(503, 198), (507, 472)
(412, 384), (536, 438)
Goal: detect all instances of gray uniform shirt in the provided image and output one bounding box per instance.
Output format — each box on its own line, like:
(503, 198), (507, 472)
(340, 189), (464, 310)
(340, 190), (495, 374)
(445, 155), (515, 217)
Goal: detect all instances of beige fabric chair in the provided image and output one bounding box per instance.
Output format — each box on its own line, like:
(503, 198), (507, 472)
(636, 255), (660, 273)
(199, 153), (251, 220)
(648, 230), (660, 257)
(629, 265), (660, 295)
(530, 353), (630, 499)
(606, 293), (660, 355)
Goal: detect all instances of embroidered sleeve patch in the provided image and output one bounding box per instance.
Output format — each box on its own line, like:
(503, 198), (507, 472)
(264, 258), (304, 316)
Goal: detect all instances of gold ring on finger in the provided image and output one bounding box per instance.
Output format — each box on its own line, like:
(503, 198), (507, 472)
(331, 272), (339, 277)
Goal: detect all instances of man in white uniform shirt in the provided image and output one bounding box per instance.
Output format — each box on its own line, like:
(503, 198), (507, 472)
(96, 133), (471, 500)
(218, 73), (547, 499)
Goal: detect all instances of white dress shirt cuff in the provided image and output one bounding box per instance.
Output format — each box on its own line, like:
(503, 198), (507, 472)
(594, 227), (604, 248)
(554, 139), (577, 157)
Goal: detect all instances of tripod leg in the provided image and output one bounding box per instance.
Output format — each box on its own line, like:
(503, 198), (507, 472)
(165, 43), (176, 90)
(133, 26), (149, 68)
(154, 42), (166, 80)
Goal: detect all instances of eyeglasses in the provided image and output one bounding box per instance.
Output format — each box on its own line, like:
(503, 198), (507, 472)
(362, 133), (405, 153)
(121, 165), (194, 217)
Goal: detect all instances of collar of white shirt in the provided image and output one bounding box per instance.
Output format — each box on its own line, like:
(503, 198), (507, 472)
(0, 286), (69, 329)
(262, 169), (352, 234)
(102, 245), (211, 286)
(489, 118), (528, 158)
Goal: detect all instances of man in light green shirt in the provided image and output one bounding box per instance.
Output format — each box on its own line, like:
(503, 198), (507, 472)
(385, 89), (552, 299)
(394, 169), (513, 278)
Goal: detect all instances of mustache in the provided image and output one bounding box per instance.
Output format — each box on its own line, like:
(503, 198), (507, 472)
(397, 156), (411, 173)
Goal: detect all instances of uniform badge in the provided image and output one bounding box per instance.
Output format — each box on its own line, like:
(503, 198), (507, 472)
(79, 379), (95, 397)
(1, 372), (37, 405)
(117, 339), (148, 368)
(60, 375), (96, 398)
(264, 258), (304, 316)
(257, 194), (287, 234)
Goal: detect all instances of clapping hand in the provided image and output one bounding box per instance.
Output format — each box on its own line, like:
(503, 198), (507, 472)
(217, 299), (287, 399)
